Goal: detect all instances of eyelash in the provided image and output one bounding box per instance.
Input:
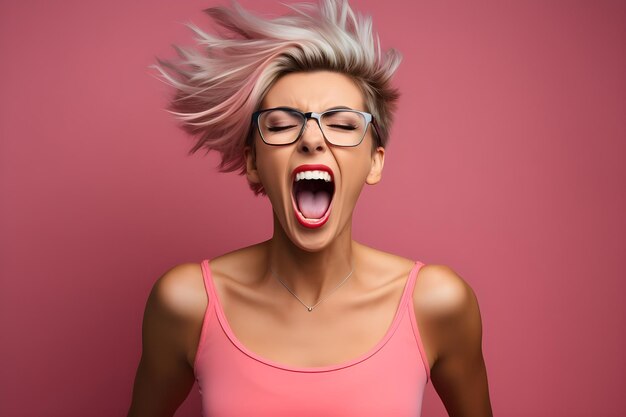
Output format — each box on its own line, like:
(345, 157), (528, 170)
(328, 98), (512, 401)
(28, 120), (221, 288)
(267, 124), (297, 132)
(327, 124), (357, 131)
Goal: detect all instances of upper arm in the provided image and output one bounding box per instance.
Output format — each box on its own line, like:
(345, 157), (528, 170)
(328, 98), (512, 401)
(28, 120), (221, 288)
(414, 265), (492, 417)
(127, 263), (207, 417)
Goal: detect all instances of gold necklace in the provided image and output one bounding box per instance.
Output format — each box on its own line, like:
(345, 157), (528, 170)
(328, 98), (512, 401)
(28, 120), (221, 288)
(270, 265), (354, 312)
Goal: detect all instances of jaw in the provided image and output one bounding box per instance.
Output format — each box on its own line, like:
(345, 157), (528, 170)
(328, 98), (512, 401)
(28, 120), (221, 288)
(272, 203), (354, 255)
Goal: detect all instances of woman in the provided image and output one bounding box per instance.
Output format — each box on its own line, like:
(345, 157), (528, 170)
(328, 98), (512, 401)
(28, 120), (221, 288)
(128, 1), (492, 416)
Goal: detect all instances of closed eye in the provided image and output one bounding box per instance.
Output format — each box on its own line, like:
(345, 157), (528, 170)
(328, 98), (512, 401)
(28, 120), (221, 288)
(267, 124), (298, 132)
(327, 124), (357, 131)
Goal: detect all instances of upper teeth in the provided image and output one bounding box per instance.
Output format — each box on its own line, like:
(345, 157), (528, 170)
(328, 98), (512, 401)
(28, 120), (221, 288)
(295, 170), (332, 182)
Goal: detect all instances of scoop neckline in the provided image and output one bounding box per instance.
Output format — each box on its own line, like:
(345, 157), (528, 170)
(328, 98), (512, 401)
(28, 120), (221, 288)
(204, 260), (418, 373)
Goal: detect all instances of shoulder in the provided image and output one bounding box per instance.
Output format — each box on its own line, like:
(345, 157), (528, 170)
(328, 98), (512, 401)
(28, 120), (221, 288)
(147, 262), (207, 322)
(412, 265), (493, 414)
(413, 264), (477, 318)
(131, 263), (207, 402)
(413, 264), (483, 363)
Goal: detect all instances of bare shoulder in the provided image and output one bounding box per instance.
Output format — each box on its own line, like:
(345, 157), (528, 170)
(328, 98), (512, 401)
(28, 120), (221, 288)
(128, 264), (207, 415)
(413, 264), (483, 366)
(413, 264), (478, 318)
(148, 262), (207, 322)
(413, 265), (493, 415)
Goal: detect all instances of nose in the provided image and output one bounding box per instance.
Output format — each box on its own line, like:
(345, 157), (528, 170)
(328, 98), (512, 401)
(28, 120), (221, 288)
(297, 118), (327, 154)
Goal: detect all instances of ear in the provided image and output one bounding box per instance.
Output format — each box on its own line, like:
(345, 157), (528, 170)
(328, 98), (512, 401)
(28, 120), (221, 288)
(366, 146), (385, 185)
(244, 146), (261, 185)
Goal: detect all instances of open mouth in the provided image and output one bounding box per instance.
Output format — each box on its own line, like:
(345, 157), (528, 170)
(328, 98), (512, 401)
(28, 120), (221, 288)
(291, 166), (335, 228)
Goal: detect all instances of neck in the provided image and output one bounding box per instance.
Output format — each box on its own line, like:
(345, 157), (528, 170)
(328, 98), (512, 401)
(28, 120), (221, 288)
(265, 215), (354, 301)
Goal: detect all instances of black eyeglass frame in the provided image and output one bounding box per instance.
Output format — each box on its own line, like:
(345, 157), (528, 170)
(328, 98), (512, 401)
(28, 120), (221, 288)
(251, 107), (382, 147)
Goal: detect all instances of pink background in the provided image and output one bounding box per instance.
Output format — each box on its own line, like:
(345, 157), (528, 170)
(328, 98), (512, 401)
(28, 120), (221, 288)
(1, 0), (624, 416)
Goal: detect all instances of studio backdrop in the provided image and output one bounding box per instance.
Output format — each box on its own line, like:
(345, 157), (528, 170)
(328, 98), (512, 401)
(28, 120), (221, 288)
(1, 1), (624, 416)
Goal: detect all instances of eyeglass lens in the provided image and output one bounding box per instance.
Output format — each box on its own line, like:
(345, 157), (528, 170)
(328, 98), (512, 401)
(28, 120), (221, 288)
(258, 109), (367, 146)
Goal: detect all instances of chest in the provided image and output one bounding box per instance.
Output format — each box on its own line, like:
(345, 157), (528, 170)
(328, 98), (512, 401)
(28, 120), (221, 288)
(217, 279), (406, 368)
(194, 296), (427, 417)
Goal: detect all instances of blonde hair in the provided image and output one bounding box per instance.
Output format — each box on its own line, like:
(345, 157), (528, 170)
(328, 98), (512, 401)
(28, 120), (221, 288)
(155, 0), (402, 194)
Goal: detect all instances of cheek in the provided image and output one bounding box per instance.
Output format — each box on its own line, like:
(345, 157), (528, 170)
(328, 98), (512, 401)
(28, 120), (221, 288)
(345, 146), (374, 175)
(254, 146), (291, 195)
(339, 151), (374, 197)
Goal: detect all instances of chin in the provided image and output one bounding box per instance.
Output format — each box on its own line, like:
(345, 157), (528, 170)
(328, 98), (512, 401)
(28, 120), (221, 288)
(282, 209), (353, 254)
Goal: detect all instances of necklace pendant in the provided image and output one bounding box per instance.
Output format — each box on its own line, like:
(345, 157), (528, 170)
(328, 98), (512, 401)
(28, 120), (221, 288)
(307, 307), (313, 312)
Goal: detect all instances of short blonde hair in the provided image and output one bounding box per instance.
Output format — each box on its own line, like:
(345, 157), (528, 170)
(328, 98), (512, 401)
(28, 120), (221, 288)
(155, 0), (402, 194)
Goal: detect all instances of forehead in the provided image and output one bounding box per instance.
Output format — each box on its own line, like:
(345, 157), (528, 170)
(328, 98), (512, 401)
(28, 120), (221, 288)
(261, 71), (366, 111)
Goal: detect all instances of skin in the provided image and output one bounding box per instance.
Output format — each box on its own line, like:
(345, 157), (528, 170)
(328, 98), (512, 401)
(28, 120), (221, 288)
(127, 71), (492, 417)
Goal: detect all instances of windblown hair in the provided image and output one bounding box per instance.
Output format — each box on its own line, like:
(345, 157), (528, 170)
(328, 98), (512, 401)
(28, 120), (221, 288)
(155, 0), (402, 194)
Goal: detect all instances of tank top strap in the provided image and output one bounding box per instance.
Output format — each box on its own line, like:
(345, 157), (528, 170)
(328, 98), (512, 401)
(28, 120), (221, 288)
(194, 260), (217, 373)
(399, 261), (425, 308)
(199, 259), (217, 311)
(403, 261), (430, 381)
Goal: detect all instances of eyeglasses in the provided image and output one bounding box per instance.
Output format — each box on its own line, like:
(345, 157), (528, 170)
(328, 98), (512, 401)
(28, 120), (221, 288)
(251, 107), (380, 147)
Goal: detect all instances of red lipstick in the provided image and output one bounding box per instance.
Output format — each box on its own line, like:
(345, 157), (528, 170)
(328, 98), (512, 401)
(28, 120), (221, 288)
(292, 164), (334, 180)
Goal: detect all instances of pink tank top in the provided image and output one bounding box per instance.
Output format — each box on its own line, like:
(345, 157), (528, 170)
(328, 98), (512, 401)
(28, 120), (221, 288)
(194, 260), (430, 417)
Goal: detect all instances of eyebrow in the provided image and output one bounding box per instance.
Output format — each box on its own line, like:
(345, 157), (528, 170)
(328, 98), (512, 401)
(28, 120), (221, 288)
(258, 105), (359, 113)
(325, 106), (353, 111)
(297, 105), (357, 113)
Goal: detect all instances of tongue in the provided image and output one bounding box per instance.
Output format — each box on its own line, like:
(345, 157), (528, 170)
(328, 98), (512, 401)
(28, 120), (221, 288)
(297, 190), (331, 219)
